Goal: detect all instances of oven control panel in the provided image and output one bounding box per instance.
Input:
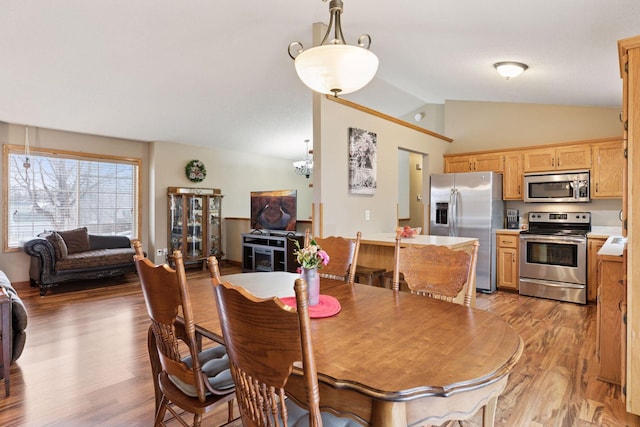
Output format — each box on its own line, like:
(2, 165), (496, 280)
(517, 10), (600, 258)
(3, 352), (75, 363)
(528, 211), (591, 224)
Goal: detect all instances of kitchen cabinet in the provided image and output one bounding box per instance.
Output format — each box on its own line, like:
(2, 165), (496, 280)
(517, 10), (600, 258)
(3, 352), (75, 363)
(167, 187), (223, 267)
(619, 34), (639, 414)
(444, 153), (503, 173)
(587, 236), (607, 302)
(496, 232), (519, 290)
(503, 152), (524, 200)
(591, 140), (625, 199)
(523, 144), (592, 172)
(596, 253), (625, 385)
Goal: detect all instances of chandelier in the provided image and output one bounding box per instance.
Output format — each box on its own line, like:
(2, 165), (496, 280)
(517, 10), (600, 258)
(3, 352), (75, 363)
(288, 0), (378, 97)
(293, 139), (314, 179)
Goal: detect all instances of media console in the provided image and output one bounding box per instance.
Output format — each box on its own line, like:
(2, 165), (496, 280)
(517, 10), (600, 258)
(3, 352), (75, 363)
(241, 232), (304, 273)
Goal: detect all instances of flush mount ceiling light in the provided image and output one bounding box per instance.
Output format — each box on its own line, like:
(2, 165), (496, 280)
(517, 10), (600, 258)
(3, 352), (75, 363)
(288, 0), (379, 97)
(494, 61), (528, 80)
(293, 139), (314, 179)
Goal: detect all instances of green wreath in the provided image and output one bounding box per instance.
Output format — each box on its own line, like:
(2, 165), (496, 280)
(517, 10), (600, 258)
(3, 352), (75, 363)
(185, 159), (207, 182)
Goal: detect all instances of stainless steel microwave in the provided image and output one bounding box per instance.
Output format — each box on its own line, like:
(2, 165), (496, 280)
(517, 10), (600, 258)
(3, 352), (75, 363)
(524, 170), (590, 203)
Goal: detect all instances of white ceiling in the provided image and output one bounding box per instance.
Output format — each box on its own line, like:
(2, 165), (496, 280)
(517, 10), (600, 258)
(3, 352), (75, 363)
(1, 1), (638, 161)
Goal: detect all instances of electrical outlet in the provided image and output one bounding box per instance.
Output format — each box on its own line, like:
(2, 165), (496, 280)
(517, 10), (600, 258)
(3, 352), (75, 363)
(365, 210), (370, 221)
(156, 249), (163, 257)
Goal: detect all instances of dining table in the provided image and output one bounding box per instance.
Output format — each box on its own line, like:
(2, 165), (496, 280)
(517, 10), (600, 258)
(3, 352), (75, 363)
(187, 271), (523, 426)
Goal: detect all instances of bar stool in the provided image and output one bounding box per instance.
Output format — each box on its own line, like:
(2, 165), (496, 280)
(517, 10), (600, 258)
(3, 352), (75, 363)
(354, 265), (387, 287)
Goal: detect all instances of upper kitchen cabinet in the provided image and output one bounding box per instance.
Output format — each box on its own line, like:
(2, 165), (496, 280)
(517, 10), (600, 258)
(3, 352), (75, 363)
(444, 152), (503, 173)
(503, 152), (524, 200)
(523, 144), (592, 172)
(591, 139), (625, 199)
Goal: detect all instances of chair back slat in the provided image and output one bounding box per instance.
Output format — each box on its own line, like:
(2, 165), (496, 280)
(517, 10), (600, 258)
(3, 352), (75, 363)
(392, 237), (479, 307)
(304, 231), (362, 284)
(213, 277), (322, 426)
(135, 250), (207, 400)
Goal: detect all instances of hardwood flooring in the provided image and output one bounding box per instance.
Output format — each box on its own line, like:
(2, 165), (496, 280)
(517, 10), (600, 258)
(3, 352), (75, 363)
(1, 266), (639, 426)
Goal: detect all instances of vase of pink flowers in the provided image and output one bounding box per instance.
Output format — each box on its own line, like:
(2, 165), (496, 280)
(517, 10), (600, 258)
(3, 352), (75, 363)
(292, 238), (330, 306)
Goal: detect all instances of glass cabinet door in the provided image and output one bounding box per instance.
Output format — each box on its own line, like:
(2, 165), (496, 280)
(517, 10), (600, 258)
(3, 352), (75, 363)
(186, 195), (204, 259)
(168, 194), (184, 254)
(208, 196), (222, 257)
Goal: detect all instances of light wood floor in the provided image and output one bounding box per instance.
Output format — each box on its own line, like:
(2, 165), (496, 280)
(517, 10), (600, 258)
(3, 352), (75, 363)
(2, 265), (639, 427)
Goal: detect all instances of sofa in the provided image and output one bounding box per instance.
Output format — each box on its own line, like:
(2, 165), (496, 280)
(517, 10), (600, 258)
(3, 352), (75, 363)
(0, 270), (27, 363)
(23, 227), (138, 295)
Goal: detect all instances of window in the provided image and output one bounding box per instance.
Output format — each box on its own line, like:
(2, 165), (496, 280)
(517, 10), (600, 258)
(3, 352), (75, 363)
(4, 145), (140, 250)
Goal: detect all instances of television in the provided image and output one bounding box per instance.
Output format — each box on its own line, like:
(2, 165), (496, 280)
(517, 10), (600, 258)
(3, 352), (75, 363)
(250, 190), (297, 232)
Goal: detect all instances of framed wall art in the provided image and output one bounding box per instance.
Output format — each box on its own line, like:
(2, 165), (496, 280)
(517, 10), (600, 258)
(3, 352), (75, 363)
(348, 127), (377, 194)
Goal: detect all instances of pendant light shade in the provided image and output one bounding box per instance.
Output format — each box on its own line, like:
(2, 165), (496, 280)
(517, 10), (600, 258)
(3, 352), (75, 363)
(288, 0), (378, 97)
(294, 44), (378, 96)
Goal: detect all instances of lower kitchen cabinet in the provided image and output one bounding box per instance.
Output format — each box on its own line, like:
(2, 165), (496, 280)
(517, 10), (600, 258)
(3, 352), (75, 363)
(597, 254), (625, 385)
(588, 236), (607, 303)
(496, 231), (519, 291)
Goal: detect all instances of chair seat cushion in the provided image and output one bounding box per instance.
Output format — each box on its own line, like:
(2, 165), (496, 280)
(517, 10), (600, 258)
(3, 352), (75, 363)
(169, 345), (234, 397)
(286, 398), (362, 426)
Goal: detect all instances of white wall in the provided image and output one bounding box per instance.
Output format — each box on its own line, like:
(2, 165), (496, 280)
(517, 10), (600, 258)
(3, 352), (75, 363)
(148, 141), (313, 264)
(0, 123), (149, 281)
(443, 100), (624, 228)
(444, 100), (621, 152)
(0, 124), (313, 281)
(314, 96), (451, 238)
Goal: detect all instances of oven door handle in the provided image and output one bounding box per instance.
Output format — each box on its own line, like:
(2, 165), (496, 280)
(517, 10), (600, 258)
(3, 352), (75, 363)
(520, 235), (586, 244)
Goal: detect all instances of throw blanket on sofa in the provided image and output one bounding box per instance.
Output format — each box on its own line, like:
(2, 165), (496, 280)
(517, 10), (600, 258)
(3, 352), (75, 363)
(0, 270), (27, 361)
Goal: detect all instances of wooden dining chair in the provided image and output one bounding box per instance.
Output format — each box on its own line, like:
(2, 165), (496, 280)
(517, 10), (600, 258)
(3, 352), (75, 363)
(304, 229), (362, 284)
(391, 237), (480, 307)
(134, 245), (236, 427)
(212, 272), (363, 427)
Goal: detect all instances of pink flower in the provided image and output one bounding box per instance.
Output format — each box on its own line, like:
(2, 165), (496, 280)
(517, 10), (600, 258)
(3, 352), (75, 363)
(318, 250), (330, 266)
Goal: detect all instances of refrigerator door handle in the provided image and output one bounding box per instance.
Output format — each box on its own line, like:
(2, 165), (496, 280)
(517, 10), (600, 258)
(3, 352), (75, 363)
(449, 188), (457, 237)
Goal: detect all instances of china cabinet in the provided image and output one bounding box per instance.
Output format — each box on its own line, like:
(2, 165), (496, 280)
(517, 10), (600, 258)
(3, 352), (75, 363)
(167, 187), (223, 267)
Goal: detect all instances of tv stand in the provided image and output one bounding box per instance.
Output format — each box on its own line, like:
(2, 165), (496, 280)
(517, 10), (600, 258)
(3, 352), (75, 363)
(242, 232), (304, 273)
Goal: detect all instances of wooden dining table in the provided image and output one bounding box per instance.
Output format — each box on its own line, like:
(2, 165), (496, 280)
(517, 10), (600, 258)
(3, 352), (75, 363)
(187, 271), (523, 426)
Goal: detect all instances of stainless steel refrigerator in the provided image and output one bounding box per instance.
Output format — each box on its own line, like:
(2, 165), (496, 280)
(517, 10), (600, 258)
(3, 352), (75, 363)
(430, 171), (504, 293)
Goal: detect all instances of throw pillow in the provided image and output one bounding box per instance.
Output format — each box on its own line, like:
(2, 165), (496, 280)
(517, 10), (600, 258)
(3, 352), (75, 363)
(46, 232), (68, 259)
(58, 227), (91, 254)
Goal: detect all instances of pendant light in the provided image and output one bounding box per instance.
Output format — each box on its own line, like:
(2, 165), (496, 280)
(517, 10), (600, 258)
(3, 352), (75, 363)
(288, 0), (378, 97)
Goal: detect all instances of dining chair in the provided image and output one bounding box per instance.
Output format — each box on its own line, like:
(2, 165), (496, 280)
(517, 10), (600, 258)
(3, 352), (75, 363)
(211, 271), (363, 427)
(134, 244), (236, 427)
(391, 237), (480, 307)
(304, 229), (362, 284)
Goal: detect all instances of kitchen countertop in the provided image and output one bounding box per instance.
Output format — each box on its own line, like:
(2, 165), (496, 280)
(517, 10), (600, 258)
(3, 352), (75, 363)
(589, 226), (623, 238)
(598, 235), (627, 257)
(496, 229), (522, 234)
(360, 233), (477, 250)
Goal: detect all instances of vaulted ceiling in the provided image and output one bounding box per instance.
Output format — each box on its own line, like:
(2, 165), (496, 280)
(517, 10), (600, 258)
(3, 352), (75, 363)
(1, 1), (638, 160)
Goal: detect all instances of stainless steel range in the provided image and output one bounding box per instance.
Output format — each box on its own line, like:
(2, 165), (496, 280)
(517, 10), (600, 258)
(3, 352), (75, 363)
(519, 211), (591, 304)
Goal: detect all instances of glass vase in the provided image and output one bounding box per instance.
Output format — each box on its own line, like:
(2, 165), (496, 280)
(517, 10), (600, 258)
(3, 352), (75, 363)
(301, 267), (320, 306)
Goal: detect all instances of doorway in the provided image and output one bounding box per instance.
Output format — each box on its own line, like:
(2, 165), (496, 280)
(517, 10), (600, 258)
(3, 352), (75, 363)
(397, 149), (428, 232)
